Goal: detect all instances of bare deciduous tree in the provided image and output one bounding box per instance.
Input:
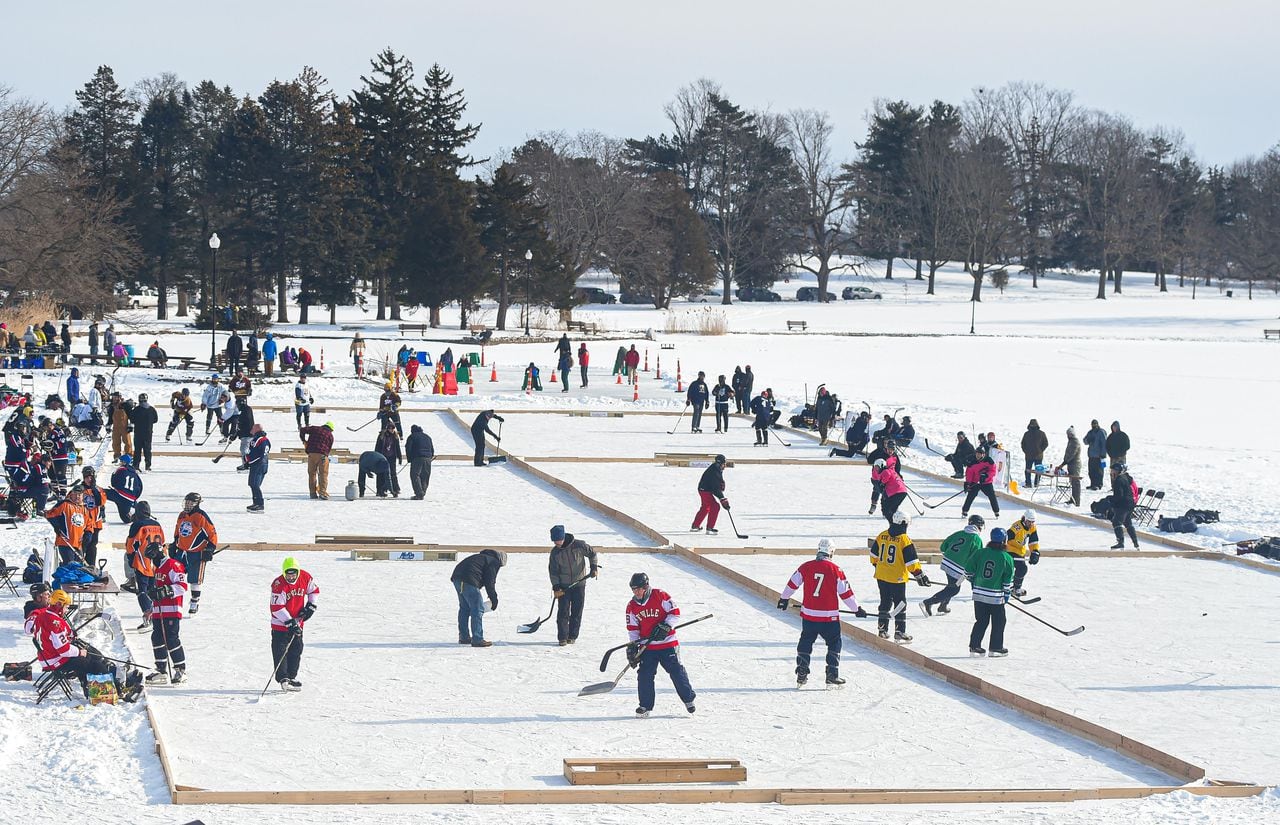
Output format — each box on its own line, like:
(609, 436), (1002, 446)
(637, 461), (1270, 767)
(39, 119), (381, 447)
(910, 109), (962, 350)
(783, 108), (855, 301)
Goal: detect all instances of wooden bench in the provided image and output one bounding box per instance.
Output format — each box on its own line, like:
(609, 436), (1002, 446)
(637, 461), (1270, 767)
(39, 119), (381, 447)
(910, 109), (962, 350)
(786, 320), (807, 331)
(398, 323), (430, 337)
(468, 324), (489, 335)
(566, 320), (598, 335)
(1265, 329), (1280, 340)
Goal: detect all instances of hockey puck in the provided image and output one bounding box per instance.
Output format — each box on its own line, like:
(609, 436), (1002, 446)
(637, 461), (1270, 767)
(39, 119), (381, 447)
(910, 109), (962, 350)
(1202, 612), (1208, 616)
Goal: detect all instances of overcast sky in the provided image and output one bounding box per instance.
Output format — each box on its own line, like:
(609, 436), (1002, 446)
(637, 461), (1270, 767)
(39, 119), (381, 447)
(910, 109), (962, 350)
(4, 0), (1277, 167)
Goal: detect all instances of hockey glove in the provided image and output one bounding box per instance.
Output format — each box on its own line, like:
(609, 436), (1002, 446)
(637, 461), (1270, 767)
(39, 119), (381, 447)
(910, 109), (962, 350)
(1002, 588), (1012, 604)
(153, 584), (175, 600)
(298, 604), (316, 621)
(647, 622), (673, 642)
(489, 597), (498, 611)
(287, 619), (303, 636)
(1029, 550), (1040, 565)
(776, 598), (790, 611)
(720, 499), (730, 511)
(964, 482), (974, 492)
(168, 541), (180, 555)
(626, 641), (643, 665)
(202, 547), (216, 562)
(913, 572), (931, 587)
(854, 607), (868, 618)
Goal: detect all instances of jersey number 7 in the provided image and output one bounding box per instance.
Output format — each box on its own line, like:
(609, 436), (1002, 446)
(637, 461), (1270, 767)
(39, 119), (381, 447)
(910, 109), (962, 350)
(811, 572), (825, 597)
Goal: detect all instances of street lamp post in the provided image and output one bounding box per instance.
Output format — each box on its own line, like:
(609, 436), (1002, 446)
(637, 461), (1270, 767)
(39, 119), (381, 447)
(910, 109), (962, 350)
(524, 249), (533, 337)
(209, 233), (221, 363)
(969, 298), (976, 334)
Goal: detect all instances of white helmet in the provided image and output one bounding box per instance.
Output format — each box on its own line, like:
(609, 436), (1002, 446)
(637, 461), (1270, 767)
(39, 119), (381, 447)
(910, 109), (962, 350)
(1022, 509), (1036, 523)
(891, 510), (910, 526)
(873, 458), (887, 470)
(816, 538), (833, 559)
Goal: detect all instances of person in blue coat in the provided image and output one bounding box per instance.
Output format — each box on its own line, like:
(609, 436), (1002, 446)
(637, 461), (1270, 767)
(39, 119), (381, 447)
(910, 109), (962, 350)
(262, 333), (279, 377)
(106, 455), (143, 522)
(66, 368), (81, 405)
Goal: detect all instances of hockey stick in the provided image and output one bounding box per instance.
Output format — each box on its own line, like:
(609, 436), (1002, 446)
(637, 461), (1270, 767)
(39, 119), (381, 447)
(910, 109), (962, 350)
(724, 508), (748, 540)
(667, 403), (689, 435)
(772, 432), (792, 447)
(346, 416), (379, 433)
(785, 601), (902, 618)
(598, 613), (714, 672)
(259, 631), (299, 698)
(922, 438), (949, 458)
(518, 572), (594, 634)
(210, 436), (237, 463)
(1008, 601), (1083, 636)
(922, 489), (966, 510)
(861, 400), (871, 413)
(1012, 594), (1042, 605)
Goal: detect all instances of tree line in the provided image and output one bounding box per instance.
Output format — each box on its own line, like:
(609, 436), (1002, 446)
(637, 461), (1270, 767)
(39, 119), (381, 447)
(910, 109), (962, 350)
(1, 57), (1276, 329)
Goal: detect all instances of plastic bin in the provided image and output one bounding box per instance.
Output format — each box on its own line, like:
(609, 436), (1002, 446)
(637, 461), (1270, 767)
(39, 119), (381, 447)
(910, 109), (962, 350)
(468, 352), (480, 366)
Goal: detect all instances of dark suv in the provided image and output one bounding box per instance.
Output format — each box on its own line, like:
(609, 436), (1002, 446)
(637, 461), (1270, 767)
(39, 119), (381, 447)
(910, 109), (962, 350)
(574, 287), (616, 305)
(735, 287), (782, 302)
(796, 287), (836, 301)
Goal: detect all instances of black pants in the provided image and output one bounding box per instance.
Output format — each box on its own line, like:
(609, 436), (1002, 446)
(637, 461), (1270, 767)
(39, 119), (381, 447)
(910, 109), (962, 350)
(133, 435), (153, 470)
(1088, 456), (1104, 489)
(714, 404), (729, 431)
(271, 628), (303, 681)
(410, 458), (432, 497)
(817, 419), (831, 442)
(690, 405), (704, 431)
(150, 617), (185, 673)
(962, 483), (999, 515)
(55, 653), (116, 698)
(923, 572), (962, 608)
(869, 479), (883, 508)
(877, 580), (907, 634)
(359, 469), (390, 496)
(754, 425), (769, 444)
(733, 394), (745, 414)
(167, 412), (193, 439)
(969, 602), (1006, 650)
(228, 353), (241, 374)
(473, 436), (486, 466)
(205, 408), (218, 432)
(881, 491), (907, 523)
(580, 364), (588, 387)
(1024, 457), (1038, 487)
(796, 618), (842, 678)
(555, 585), (586, 642)
(1012, 558), (1028, 591)
(296, 406), (312, 428)
(560, 368), (569, 391)
(1112, 506), (1138, 545)
(949, 456), (967, 476)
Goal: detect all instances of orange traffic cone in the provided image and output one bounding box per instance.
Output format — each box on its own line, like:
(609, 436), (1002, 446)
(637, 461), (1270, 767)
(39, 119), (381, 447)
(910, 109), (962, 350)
(490, 362), (498, 382)
(320, 348), (325, 372)
(654, 355), (661, 380)
(550, 366), (558, 383)
(468, 372), (474, 394)
(643, 349), (649, 372)
(633, 380), (639, 402)
(676, 359), (683, 393)
(615, 370), (622, 384)
(480, 346), (485, 366)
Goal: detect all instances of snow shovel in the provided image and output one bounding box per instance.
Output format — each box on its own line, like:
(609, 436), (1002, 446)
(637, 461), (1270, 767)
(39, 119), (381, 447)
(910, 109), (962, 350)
(517, 572), (594, 634)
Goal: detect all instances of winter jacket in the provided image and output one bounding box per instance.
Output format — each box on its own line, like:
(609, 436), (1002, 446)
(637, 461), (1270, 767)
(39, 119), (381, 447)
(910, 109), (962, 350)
(451, 549), (506, 604)
(880, 467), (906, 497)
(1106, 422), (1130, 460)
(471, 411), (503, 441)
(245, 431), (270, 466)
(548, 534), (598, 590)
(405, 427), (435, 460)
(67, 371), (80, 405)
(711, 383), (733, 405)
(1021, 421), (1048, 462)
(749, 393), (773, 425)
(299, 425), (333, 455)
(697, 463), (726, 497)
(950, 437), (976, 467)
(1112, 471), (1137, 509)
(236, 403), (255, 433)
(686, 379), (709, 407)
(375, 429), (402, 466)
(1061, 432), (1081, 473)
(1083, 425), (1106, 459)
(814, 392), (836, 424)
(129, 402), (158, 437)
(226, 334), (243, 358)
(554, 335), (571, 357)
(896, 422), (915, 446)
(358, 450), (390, 477)
(965, 458), (997, 486)
(624, 348), (640, 370)
(262, 336), (278, 362)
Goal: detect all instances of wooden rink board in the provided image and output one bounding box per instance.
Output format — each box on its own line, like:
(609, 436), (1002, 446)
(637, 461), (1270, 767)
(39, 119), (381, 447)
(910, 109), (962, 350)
(564, 758), (746, 785)
(129, 408), (1274, 808)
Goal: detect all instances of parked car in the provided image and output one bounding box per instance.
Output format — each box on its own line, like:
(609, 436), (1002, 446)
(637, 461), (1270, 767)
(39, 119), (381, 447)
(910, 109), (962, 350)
(620, 291), (656, 305)
(796, 287), (836, 302)
(574, 286), (617, 305)
(693, 289), (722, 303)
(841, 286), (883, 300)
(735, 287), (782, 302)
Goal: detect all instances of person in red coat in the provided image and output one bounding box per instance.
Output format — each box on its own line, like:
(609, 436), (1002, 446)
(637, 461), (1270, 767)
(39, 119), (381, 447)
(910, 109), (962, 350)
(777, 539), (865, 686)
(577, 343), (589, 388)
(625, 572), (696, 717)
(623, 345), (640, 385)
(269, 557), (319, 691)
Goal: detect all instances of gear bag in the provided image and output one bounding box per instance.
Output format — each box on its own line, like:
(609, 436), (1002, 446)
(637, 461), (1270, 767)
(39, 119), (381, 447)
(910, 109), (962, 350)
(1157, 515), (1198, 533)
(1184, 509), (1220, 524)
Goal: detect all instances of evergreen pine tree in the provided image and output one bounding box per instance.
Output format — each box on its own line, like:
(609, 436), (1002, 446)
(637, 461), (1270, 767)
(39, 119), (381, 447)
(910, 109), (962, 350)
(64, 65), (140, 200)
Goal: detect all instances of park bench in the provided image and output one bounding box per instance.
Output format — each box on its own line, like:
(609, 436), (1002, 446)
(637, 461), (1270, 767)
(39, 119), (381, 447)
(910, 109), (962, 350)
(566, 320), (599, 335)
(786, 320), (807, 332)
(398, 323), (430, 337)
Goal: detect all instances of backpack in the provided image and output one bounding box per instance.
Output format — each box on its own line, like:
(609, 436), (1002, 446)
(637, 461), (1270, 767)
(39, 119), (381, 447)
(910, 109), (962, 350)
(1157, 515), (1198, 533)
(1090, 496), (1114, 520)
(1185, 509), (1220, 524)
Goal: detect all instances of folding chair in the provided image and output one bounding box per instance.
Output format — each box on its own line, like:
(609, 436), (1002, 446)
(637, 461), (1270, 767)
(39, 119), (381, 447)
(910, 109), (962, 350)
(34, 667), (77, 704)
(19, 374), (34, 395)
(0, 557), (19, 596)
(1135, 490), (1165, 527)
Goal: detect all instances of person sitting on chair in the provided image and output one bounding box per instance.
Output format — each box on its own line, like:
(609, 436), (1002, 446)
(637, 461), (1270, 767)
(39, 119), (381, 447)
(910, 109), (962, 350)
(25, 584), (142, 702)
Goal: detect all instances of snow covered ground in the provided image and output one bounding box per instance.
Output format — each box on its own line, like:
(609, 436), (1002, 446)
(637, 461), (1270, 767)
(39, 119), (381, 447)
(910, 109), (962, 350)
(3, 264), (1279, 823)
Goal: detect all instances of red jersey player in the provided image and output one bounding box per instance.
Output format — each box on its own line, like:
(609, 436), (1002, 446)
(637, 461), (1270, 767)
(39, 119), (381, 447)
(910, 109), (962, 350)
(625, 572), (697, 717)
(777, 539), (864, 687)
(269, 557), (319, 692)
(144, 542), (189, 685)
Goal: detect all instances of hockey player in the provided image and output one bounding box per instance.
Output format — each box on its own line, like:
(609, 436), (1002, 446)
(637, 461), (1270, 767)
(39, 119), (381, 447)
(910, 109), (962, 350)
(44, 485), (87, 565)
(165, 388), (195, 442)
(876, 458), (908, 523)
(549, 525), (599, 645)
(48, 419), (71, 487)
(106, 455), (142, 522)
(960, 447), (1001, 519)
(625, 572), (697, 717)
(270, 557), (319, 692)
(199, 375), (223, 435)
(922, 515), (984, 616)
(294, 375), (314, 429)
(866, 443), (899, 515)
(25, 585), (140, 701)
(750, 389), (774, 446)
(144, 541), (188, 684)
(79, 466), (106, 566)
(710, 375), (734, 433)
(377, 382), (402, 436)
(686, 371), (709, 433)
(244, 424), (271, 512)
(1005, 510), (1040, 597)
(123, 501), (163, 631)
(1109, 463), (1140, 549)
(777, 538), (865, 687)
(691, 454), (729, 534)
(870, 511), (930, 643)
(171, 492), (218, 615)
(965, 528), (1015, 657)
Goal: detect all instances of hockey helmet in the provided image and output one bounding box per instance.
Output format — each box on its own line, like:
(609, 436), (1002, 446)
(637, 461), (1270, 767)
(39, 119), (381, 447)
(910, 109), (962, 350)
(989, 527), (1008, 546)
(49, 590), (72, 611)
(1021, 509), (1036, 523)
(628, 572), (650, 590)
(144, 542), (167, 565)
(873, 458), (887, 470)
(133, 500), (151, 519)
(967, 514), (986, 529)
(120, 455), (133, 466)
(816, 538), (833, 559)
(891, 510), (910, 526)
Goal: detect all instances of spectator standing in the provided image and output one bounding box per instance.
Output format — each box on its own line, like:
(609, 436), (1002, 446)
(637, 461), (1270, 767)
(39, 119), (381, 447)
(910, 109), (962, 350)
(102, 324), (116, 357)
(67, 368), (81, 407)
(814, 386), (837, 444)
(262, 333), (278, 377)
(60, 322), (71, 353)
(245, 331), (259, 373)
(88, 322), (99, 357)
(1106, 421), (1130, 466)
(1083, 419), (1107, 490)
(129, 393), (158, 471)
(225, 331), (243, 374)
(1055, 426), (1082, 506)
(299, 422), (334, 500)
(624, 345), (640, 385)
(577, 343), (589, 388)
(1020, 419), (1048, 488)
(405, 424), (435, 499)
(349, 332), (365, 375)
